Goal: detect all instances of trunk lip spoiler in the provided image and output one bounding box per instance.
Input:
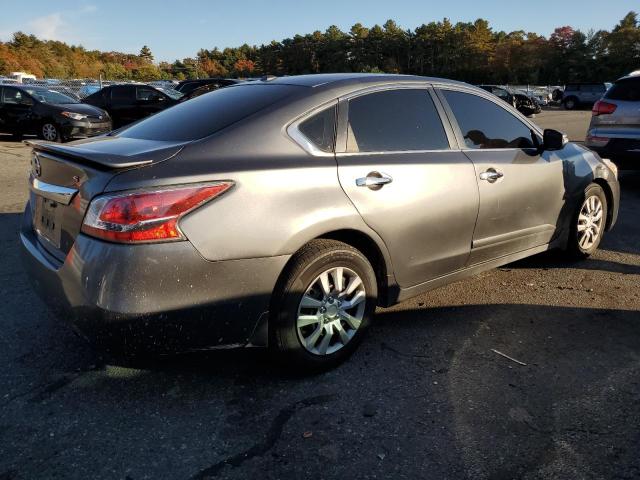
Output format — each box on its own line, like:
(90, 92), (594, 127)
(24, 140), (156, 169)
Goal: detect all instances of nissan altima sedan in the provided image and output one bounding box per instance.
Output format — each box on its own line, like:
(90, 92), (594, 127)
(21, 74), (620, 369)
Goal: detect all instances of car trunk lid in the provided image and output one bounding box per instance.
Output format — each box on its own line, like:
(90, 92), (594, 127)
(27, 137), (186, 261)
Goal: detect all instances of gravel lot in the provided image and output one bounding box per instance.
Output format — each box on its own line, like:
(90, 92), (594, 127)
(1, 109), (639, 480)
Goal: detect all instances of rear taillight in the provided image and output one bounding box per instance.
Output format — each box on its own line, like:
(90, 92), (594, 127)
(81, 182), (233, 243)
(592, 100), (617, 116)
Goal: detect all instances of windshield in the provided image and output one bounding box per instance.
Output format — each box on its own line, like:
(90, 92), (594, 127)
(24, 88), (78, 104)
(158, 87), (184, 100)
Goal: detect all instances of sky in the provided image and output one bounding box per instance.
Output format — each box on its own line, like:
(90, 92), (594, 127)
(1, 0), (638, 62)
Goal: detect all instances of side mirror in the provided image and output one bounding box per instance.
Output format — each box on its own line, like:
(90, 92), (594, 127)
(543, 128), (568, 151)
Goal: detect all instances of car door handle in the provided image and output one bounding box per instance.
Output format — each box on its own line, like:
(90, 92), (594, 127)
(356, 172), (393, 190)
(479, 169), (504, 183)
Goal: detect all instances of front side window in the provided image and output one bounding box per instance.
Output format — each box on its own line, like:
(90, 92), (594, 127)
(346, 89), (449, 153)
(298, 106), (336, 152)
(442, 90), (536, 150)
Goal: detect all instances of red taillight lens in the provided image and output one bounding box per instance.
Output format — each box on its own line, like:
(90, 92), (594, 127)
(592, 100), (617, 116)
(81, 182), (233, 243)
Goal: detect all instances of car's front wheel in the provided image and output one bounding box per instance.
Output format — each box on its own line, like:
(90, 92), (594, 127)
(271, 239), (377, 370)
(564, 97), (578, 110)
(567, 183), (607, 258)
(40, 122), (62, 142)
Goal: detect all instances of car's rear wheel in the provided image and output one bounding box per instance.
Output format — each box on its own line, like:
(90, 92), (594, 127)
(271, 239), (377, 370)
(566, 183), (607, 258)
(40, 122), (62, 142)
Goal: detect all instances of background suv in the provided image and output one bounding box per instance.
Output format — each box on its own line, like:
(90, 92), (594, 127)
(586, 74), (640, 160)
(562, 83), (611, 109)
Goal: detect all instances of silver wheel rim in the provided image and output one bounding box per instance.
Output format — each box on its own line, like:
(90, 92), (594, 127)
(577, 195), (603, 250)
(296, 266), (366, 356)
(42, 124), (57, 141)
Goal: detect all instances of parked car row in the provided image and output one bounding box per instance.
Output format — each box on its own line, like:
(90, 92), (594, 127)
(0, 78), (243, 141)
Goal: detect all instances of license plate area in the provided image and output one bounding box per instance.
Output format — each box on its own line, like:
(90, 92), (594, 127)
(34, 195), (62, 249)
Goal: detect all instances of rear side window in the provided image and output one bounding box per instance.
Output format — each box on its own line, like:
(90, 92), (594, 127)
(606, 78), (640, 101)
(443, 90), (536, 149)
(346, 89), (449, 152)
(298, 106), (336, 152)
(119, 84), (296, 141)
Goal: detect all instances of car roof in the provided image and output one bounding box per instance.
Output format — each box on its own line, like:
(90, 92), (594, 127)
(260, 73), (467, 89)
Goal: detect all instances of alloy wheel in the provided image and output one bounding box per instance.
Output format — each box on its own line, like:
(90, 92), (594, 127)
(296, 266), (366, 356)
(42, 123), (58, 141)
(577, 195), (604, 250)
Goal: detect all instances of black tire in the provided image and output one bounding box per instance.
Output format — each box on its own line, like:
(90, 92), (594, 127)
(271, 239), (377, 370)
(39, 122), (62, 142)
(566, 183), (607, 259)
(564, 97), (578, 110)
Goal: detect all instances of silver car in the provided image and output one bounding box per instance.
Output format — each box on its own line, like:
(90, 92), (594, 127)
(20, 74), (619, 370)
(587, 74), (640, 159)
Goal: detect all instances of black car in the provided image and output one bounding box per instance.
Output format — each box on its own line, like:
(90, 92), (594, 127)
(83, 84), (183, 129)
(478, 84), (541, 116)
(0, 85), (111, 142)
(175, 78), (241, 95)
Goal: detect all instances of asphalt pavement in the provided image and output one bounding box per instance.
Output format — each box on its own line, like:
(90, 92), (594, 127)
(1, 110), (639, 480)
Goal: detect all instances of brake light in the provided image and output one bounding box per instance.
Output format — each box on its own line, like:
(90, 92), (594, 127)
(592, 100), (617, 116)
(81, 182), (233, 243)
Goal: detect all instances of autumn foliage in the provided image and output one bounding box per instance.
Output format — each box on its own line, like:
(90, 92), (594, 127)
(1, 12), (639, 82)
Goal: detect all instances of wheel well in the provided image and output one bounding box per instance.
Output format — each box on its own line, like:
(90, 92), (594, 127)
(592, 178), (614, 230)
(317, 229), (389, 306)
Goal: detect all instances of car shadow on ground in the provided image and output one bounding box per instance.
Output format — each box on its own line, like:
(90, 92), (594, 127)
(3, 301), (640, 479)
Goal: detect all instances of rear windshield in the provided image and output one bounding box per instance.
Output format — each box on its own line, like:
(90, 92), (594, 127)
(118, 84), (297, 141)
(605, 78), (640, 101)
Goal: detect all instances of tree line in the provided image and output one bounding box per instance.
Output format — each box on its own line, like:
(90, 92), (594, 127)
(1, 12), (639, 84)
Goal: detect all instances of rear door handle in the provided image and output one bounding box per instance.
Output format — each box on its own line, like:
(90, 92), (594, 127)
(479, 169), (504, 183)
(356, 172), (393, 190)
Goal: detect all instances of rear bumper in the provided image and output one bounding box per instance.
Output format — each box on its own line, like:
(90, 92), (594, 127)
(586, 130), (640, 159)
(20, 204), (289, 354)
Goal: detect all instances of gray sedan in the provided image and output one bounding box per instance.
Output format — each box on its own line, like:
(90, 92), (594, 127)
(20, 74), (619, 370)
